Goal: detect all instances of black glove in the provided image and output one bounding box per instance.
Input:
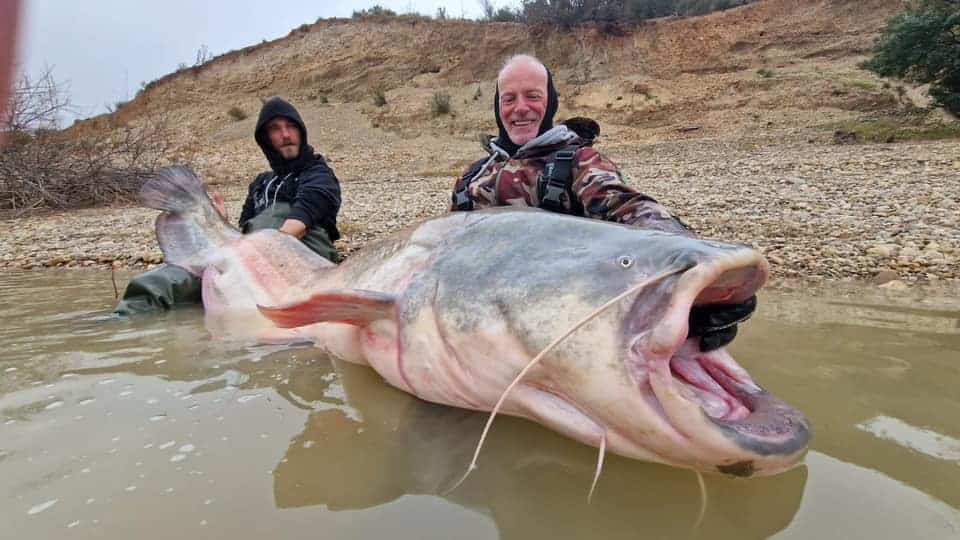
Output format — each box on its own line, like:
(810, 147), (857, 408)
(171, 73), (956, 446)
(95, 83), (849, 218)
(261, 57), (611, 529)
(688, 295), (757, 352)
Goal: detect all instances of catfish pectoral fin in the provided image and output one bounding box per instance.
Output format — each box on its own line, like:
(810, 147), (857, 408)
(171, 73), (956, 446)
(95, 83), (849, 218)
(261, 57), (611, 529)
(259, 289), (397, 328)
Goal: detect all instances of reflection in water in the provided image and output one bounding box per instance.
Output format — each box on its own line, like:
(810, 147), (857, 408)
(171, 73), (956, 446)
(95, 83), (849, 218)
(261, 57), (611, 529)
(273, 361), (808, 539)
(857, 416), (960, 463)
(1, 270), (959, 539)
(775, 451), (960, 538)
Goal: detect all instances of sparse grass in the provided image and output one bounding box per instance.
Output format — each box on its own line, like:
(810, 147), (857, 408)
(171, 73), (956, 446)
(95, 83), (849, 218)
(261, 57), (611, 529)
(846, 79), (879, 91)
(417, 159), (477, 178)
(227, 106), (247, 121)
(373, 90), (387, 107)
(472, 84), (482, 101)
(831, 118), (960, 143)
(757, 68), (775, 78)
(336, 220), (366, 237)
(417, 167), (464, 178)
(430, 92), (451, 116)
(815, 71), (884, 93)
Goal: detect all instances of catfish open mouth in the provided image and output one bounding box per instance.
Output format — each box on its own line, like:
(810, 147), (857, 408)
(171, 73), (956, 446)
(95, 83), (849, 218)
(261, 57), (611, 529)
(626, 249), (810, 458)
(670, 341), (754, 422)
(667, 341), (811, 457)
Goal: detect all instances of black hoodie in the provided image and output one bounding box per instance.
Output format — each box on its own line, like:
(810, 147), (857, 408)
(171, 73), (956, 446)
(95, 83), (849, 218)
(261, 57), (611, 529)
(239, 97), (341, 241)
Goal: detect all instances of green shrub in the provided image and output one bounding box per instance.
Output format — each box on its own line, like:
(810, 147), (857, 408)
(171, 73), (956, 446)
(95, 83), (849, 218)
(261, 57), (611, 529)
(831, 117), (960, 143)
(430, 92), (451, 116)
(863, 0), (960, 115)
(518, 0), (755, 27)
(373, 90), (387, 107)
(352, 5), (396, 18)
(757, 68), (775, 78)
(491, 7), (520, 22)
(105, 100), (128, 113)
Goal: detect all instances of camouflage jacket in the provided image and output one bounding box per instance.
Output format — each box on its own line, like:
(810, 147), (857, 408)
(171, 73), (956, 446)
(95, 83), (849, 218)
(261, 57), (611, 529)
(452, 124), (691, 235)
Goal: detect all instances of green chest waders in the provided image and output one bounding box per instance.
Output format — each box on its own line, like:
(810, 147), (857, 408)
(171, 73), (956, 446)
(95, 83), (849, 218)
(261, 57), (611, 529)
(241, 201), (338, 263)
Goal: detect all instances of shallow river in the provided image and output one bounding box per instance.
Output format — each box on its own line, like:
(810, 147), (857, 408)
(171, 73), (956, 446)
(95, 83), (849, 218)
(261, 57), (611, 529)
(1, 270), (958, 539)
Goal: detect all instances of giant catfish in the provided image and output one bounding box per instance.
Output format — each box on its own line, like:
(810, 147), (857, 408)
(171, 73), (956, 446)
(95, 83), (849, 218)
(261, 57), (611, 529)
(140, 166), (810, 477)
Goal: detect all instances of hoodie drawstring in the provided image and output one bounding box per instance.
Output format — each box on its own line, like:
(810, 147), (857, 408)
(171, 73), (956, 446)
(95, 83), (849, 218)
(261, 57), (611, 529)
(258, 173), (293, 211)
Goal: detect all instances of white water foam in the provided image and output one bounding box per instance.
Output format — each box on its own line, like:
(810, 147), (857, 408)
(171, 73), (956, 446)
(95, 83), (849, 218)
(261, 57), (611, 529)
(27, 498), (58, 515)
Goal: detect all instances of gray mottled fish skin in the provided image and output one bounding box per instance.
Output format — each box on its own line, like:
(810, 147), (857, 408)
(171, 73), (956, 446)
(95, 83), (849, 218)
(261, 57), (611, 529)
(142, 166), (811, 477)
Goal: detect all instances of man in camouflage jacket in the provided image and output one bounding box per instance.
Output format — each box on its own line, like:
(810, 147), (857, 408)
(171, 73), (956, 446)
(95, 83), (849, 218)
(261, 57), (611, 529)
(452, 54), (689, 235)
(451, 54), (754, 351)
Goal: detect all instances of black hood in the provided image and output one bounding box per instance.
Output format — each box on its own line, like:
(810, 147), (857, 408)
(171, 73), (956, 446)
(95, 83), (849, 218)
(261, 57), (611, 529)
(255, 97), (316, 175)
(493, 67), (559, 156)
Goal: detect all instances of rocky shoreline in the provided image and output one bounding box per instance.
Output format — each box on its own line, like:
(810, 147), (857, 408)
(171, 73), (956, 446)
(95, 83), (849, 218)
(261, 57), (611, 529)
(1, 136), (957, 292)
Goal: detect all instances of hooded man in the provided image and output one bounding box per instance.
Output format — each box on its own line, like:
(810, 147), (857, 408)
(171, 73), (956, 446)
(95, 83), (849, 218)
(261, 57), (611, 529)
(238, 97), (341, 258)
(114, 97), (341, 315)
(451, 54), (755, 351)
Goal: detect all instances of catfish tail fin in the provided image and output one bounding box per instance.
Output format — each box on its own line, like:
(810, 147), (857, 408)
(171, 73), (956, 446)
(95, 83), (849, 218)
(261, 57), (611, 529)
(139, 165), (212, 214)
(140, 165), (240, 275)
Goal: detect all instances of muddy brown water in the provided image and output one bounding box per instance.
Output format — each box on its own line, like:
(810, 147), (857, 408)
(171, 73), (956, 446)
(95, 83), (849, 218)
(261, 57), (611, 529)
(1, 270), (958, 539)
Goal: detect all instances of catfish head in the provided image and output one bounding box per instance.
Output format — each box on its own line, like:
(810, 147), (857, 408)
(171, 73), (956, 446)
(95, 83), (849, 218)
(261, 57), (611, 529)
(415, 210), (810, 477)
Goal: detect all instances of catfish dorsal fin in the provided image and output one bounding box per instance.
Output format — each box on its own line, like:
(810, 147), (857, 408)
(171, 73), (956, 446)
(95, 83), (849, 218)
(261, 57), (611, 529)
(258, 289), (397, 328)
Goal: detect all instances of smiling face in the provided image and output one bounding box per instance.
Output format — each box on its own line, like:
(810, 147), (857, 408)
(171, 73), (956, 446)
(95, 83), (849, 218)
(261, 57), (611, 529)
(497, 59), (548, 147)
(266, 116), (301, 160)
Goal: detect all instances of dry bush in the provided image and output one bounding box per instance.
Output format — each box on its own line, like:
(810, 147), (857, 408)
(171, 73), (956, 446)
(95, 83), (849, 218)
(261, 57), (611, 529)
(430, 92), (451, 116)
(1, 69), (175, 212)
(3, 67), (69, 133)
(227, 106), (247, 121)
(0, 116), (174, 211)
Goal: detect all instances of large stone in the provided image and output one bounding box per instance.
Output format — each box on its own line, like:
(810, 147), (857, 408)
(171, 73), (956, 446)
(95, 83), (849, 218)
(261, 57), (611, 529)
(900, 247), (921, 258)
(866, 244), (896, 257)
(878, 279), (909, 291)
(871, 269), (899, 285)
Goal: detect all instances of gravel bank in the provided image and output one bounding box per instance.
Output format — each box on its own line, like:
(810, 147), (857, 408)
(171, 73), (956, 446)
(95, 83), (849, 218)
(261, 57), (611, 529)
(1, 136), (957, 290)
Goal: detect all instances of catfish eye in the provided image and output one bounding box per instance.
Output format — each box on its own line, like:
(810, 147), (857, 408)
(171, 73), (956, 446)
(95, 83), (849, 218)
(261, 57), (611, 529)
(617, 255), (634, 269)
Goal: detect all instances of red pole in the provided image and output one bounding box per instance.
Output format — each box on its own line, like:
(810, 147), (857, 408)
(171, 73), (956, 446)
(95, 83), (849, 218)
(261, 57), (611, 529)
(0, 0), (22, 145)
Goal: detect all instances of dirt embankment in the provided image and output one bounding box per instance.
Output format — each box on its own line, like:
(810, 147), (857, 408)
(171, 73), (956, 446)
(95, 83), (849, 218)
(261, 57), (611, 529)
(2, 0), (958, 288)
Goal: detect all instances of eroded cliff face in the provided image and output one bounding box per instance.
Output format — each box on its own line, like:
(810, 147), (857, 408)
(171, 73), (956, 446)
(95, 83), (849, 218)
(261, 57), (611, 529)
(75, 0), (904, 151)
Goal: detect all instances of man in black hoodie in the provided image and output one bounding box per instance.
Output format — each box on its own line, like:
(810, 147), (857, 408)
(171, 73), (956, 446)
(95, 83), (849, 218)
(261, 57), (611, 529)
(114, 97), (341, 315)
(238, 97), (341, 259)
